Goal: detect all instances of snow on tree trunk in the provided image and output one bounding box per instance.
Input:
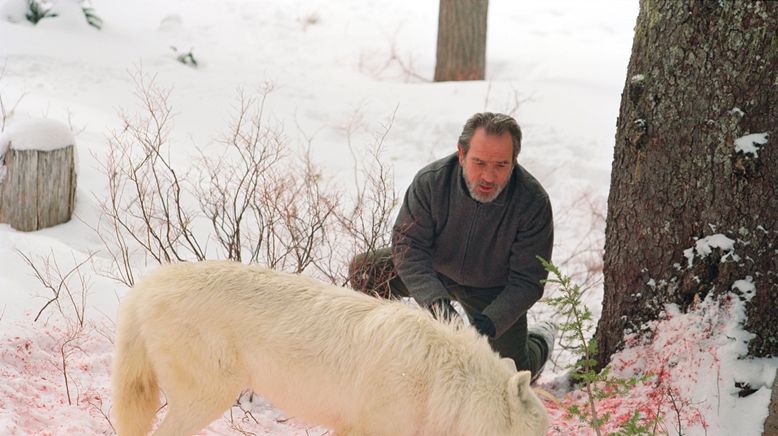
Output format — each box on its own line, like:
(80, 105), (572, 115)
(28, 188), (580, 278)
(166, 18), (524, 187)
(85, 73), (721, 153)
(0, 119), (77, 231)
(596, 1), (777, 370)
(433, 0), (488, 82)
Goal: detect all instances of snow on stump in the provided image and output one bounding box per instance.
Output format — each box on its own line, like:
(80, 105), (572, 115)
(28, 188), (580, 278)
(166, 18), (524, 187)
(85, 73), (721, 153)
(0, 119), (77, 231)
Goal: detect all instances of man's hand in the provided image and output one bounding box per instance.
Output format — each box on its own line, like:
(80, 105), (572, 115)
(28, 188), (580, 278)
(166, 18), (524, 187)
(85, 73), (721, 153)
(429, 298), (460, 323)
(472, 313), (496, 338)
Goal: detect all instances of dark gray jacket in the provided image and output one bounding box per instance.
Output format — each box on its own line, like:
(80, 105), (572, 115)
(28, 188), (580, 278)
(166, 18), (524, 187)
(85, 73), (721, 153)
(392, 153), (553, 337)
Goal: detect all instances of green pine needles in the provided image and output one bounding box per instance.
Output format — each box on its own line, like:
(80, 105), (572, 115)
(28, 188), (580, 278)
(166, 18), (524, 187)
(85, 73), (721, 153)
(538, 257), (658, 436)
(24, 0), (102, 29)
(25, 0), (57, 24)
(81, 1), (102, 29)
(172, 47), (199, 68)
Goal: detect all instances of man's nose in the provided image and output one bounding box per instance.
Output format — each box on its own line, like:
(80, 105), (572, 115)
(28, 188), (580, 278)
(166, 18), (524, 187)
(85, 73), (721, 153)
(481, 168), (496, 183)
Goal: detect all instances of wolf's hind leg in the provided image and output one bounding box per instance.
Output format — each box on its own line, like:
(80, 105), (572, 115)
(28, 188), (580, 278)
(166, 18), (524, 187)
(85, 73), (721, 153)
(152, 381), (243, 436)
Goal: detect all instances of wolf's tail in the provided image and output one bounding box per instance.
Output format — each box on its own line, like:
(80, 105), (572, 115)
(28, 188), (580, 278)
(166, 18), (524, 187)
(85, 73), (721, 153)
(111, 296), (159, 436)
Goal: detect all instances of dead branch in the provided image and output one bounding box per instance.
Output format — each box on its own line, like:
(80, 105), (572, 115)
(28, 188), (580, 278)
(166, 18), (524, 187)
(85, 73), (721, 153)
(17, 249), (96, 326)
(482, 82), (534, 118)
(357, 31), (429, 83)
(0, 62), (26, 133)
(319, 108), (399, 289)
(84, 391), (116, 433)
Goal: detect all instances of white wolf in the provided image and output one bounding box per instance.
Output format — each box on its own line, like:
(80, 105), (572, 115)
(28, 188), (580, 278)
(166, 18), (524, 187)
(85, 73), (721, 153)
(111, 260), (549, 436)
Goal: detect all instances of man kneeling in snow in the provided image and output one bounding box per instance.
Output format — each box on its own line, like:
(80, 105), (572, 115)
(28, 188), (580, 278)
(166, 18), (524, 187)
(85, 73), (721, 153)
(351, 112), (556, 382)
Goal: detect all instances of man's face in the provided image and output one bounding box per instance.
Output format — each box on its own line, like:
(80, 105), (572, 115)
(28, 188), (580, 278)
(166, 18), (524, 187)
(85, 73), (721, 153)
(458, 127), (514, 203)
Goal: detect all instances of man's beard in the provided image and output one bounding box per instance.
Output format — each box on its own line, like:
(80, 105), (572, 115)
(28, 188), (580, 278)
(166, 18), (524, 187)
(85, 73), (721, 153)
(463, 175), (507, 203)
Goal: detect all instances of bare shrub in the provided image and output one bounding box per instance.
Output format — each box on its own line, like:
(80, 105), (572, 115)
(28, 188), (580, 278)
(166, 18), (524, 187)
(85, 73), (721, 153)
(194, 84), (286, 264)
(258, 152), (339, 273)
(94, 70), (393, 289)
(315, 108), (400, 292)
(17, 249), (96, 406)
(94, 70), (205, 288)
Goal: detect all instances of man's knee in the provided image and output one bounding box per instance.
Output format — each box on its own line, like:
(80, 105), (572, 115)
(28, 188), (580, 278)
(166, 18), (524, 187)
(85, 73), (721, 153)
(347, 248), (400, 299)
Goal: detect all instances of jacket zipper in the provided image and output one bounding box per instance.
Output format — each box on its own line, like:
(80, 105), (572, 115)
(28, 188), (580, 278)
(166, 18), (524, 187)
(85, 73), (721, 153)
(458, 203), (480, 278)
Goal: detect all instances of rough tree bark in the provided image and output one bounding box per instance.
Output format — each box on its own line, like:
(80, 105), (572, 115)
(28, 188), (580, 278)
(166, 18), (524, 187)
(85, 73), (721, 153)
(434, 0), (488, 82)
(767, 368), (778, 435)
(596, 0), (777, 371)
(0, 145), (76, 231)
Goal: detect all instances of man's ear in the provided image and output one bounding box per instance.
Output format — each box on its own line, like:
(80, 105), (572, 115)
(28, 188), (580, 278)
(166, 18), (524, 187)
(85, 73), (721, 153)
(457, 144), (465, 164)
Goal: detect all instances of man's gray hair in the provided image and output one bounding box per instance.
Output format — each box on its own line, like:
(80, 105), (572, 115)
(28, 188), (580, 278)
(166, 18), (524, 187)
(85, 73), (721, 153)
(457, 112), (522, 162)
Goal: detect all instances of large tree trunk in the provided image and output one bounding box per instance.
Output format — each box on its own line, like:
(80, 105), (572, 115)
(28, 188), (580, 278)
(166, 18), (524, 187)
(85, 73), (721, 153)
(596, 0), (777, 370)
(434, 0), (488, 82)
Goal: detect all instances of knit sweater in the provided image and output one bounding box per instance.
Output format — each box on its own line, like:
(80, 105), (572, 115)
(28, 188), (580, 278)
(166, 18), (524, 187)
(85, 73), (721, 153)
(392, 153), (554, 337)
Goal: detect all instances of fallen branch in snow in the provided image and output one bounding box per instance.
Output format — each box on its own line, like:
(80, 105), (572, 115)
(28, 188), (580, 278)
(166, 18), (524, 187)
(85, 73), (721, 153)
(226, 403), (259, 436)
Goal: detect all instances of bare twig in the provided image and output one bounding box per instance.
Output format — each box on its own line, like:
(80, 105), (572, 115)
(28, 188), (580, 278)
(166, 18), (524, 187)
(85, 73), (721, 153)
(60, 332), (78, 405)
(483, 82), (533, 118)
(17, 249), (96, 326)
(358, 31), (429, 83)
(318, 108), (399, 288)
(84, 392), (116, 433)
(0, 62), (27, 133)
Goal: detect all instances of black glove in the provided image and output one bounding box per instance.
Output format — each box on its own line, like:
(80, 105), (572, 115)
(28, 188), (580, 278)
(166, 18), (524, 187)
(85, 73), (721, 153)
(472, 313), (496, 338)
(429, 298), (459, 322)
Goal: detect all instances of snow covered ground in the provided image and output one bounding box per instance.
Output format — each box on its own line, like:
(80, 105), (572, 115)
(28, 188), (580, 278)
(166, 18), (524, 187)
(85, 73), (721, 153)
(0, 0), (775, 434)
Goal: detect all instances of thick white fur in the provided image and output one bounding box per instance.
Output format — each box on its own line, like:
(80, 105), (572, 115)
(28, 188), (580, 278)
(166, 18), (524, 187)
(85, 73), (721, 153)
(111, 260), (549, 436)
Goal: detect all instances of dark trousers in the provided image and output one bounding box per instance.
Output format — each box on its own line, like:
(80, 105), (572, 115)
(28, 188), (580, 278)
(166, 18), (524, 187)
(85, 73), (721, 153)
(349, 247), (548, 377)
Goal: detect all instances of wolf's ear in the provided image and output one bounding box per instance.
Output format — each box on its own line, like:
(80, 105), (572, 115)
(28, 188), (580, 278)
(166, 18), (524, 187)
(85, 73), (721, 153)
(500, 358), (517, 372)
(508, 371), (533, 402)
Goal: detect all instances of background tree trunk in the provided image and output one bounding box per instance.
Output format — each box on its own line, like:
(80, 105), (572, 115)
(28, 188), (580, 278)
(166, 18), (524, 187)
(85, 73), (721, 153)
(767, 368), (778, 435)
(0, 145), (76, 231)
(434, 0), (488, 82)
(596, 0), (778, 370)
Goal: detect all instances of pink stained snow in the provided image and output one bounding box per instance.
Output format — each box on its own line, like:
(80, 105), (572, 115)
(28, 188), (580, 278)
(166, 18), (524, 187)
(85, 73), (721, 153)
(0, 0), (775, 434)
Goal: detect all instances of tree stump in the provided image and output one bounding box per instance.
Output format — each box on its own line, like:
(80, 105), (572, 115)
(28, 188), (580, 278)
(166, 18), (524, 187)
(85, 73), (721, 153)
(0, 119), (77, 231)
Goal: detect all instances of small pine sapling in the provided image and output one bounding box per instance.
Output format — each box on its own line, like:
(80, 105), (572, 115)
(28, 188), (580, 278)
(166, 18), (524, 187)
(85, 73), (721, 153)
(80, 0), (102, 29)
(538, 257), (658, 436)
(171, 46), (199, 68)
(25, 0), (57, 24)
